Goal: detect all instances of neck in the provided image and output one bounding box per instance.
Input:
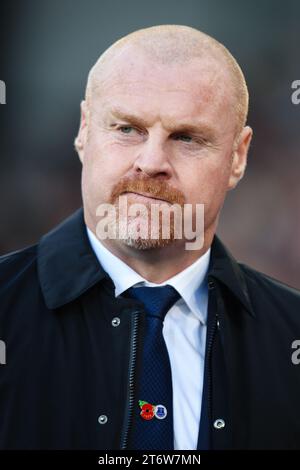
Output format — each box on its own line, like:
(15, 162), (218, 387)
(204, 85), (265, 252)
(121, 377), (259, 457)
(87, 226), (215, 284)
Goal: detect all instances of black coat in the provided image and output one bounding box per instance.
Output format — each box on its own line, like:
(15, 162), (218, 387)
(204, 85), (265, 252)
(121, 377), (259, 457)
(0, 208), (300, 450)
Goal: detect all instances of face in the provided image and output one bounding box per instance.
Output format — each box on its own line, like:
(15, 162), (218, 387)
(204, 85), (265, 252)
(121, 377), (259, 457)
(77, 46), (252, 252)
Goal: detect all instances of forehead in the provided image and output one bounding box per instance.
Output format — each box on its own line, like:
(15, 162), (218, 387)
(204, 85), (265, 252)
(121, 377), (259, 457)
(91, 48), (235, 134)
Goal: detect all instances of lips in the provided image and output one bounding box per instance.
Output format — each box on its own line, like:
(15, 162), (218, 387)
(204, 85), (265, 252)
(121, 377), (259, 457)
(121, 191), (170, 203)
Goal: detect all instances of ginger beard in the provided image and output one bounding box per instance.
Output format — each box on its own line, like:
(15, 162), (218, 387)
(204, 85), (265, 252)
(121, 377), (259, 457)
(107, 176), (186, 250)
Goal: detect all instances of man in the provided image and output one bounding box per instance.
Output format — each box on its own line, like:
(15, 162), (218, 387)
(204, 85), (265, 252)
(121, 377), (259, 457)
(0, 24), (300, 450)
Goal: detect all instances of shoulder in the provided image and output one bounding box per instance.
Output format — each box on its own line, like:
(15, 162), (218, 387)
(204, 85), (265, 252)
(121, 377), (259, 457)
(0, 244), (38, 295)
(240, 262), (300, 297)
(239, 262), (300, 317)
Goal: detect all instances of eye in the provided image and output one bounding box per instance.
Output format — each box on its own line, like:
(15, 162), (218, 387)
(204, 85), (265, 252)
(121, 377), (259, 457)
(172, 133), (193, 143)
(119, 126), (135, 134)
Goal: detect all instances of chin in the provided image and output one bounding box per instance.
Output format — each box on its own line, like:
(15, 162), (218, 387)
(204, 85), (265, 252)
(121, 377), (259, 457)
(115, 217), (175, 250)
(121, 236), (175, 250)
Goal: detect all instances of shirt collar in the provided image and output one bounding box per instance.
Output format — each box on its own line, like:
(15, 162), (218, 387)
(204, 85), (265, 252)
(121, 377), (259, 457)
(87, 227), (211, 324)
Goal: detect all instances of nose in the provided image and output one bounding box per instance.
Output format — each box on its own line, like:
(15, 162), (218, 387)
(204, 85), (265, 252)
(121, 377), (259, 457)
(132, 132), (172, 178)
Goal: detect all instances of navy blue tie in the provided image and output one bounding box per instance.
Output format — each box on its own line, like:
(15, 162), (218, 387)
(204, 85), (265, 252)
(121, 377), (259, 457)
(126, 285), (180, 450)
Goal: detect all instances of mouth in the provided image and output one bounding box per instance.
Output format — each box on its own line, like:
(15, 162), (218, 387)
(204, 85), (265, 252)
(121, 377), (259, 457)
(121, 191), (170, 203)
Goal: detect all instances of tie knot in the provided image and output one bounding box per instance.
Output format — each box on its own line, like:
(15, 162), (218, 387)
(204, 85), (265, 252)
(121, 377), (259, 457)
(126, 285), (180, 320)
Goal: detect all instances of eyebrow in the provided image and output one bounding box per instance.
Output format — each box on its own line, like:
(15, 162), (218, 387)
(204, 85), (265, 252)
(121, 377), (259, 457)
(108, 106), (215, 138)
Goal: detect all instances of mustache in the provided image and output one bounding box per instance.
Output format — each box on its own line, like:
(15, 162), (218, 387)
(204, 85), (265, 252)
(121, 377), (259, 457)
(109, 176), (185, 206)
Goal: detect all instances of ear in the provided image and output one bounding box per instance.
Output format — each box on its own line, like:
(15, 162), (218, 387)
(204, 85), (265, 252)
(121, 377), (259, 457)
(74, 100), (89, 163)
(227, 126), (253, 190)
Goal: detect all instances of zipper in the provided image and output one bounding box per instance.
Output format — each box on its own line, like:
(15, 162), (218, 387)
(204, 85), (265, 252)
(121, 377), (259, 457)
(120, 309), (140, 450)
(207, 314), (217, 423)
(206, 282), (218, 432)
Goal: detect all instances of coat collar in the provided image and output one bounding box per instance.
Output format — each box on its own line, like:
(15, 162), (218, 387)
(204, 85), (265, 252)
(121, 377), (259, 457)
(37, 208), (108, 309)
(37, 207), (254, 316)
(208, 236), (255, 317)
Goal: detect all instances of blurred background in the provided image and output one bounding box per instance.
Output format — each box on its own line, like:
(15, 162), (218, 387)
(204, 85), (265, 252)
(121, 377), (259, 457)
(0, 0), (299, 287)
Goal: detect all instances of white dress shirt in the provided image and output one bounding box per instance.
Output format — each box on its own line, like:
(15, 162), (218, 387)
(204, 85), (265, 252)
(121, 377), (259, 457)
(86, 227), (211, 450)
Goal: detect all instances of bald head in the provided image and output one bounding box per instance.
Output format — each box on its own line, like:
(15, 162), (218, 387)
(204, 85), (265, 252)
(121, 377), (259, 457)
(84, 25), (249, 139)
